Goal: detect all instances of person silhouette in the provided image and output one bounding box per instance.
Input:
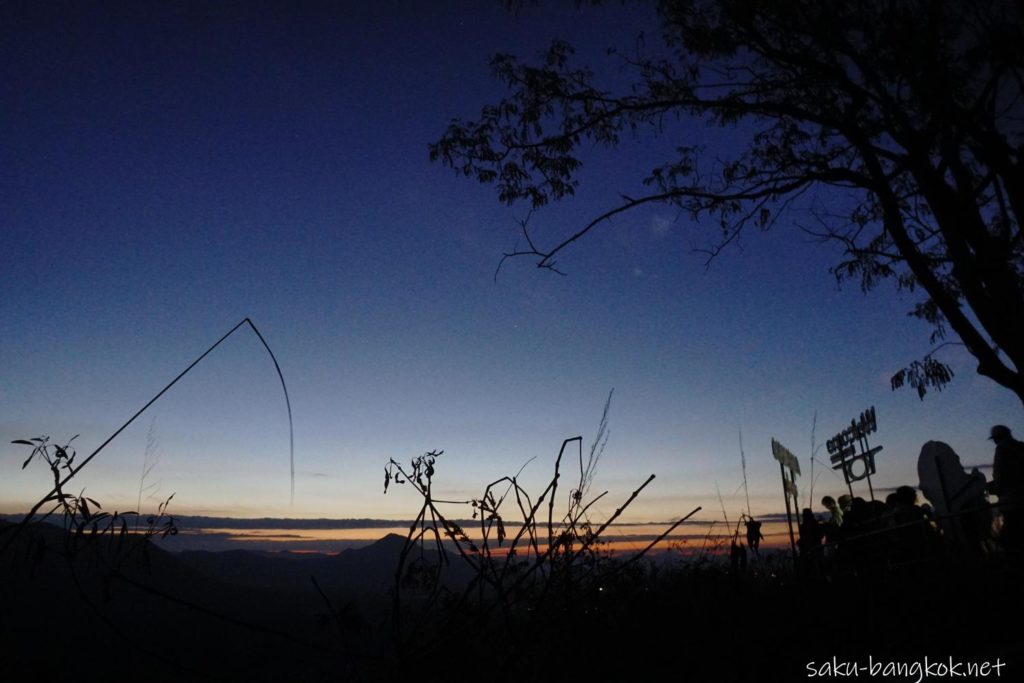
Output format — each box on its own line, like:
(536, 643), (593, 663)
(796, 508), (824, 575)
(730, 538), (748, 574)
(821, 495), (844, 527)
(989, 425), (1024, 553)
(820, 495), (844, 546)
(887, 484), (940, 563)
(744, 517), (764, 555)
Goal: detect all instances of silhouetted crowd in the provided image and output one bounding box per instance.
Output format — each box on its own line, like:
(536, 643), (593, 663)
(792, 425), (1024, 578)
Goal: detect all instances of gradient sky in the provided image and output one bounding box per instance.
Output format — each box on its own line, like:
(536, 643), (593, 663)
(2, 0), (1020, 528)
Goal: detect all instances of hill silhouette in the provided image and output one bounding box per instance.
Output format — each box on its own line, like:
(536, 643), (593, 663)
(0, 521), (387, 682)
(177, 532), (409, 593)
(3, 521), (1022, 682)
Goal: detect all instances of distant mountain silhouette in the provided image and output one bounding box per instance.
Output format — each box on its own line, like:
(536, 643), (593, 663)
(173, 532), (477, 605)
(4, 521), (1022, 682)
(0, 522), (485, 681)
(0, 521), (380, 682)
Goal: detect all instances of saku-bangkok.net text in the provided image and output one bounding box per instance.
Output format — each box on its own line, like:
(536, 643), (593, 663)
(806, 656), (1006, 682)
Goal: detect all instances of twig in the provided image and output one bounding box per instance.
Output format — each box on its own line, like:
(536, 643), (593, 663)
(5, 318), (294, 553)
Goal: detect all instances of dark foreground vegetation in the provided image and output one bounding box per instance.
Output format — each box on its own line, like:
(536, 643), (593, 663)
(3, 385), (1022, 682)
(3, 427), (1023, 682)
(1, 518), (1021, 683)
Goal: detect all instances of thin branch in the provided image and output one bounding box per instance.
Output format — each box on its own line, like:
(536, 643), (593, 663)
(5, 319), (294, 553)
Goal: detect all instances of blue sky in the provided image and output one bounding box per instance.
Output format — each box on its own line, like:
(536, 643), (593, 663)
(2, 0), (1019, 527)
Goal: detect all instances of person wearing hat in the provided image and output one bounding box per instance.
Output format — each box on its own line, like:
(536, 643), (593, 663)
(989, 425), (1024, 553)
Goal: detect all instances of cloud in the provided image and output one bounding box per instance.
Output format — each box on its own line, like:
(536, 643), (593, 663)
(632, 267), (645, 278)
(297, 470), (333, 478)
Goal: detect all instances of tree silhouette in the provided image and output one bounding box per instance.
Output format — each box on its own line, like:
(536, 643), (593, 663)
(430, 0), (1024, 406)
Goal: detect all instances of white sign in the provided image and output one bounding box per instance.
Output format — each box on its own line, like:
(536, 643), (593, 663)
(771, 438), (801, 476)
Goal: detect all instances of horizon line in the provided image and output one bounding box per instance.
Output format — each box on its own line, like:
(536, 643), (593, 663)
(1, 512), (795, 529)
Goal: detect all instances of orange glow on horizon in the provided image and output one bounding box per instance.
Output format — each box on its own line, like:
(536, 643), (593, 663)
(172, 520), (798, 556)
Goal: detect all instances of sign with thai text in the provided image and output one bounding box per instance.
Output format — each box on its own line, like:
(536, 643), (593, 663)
(827, 406), (877, 459)
(827, 406), (882, 486)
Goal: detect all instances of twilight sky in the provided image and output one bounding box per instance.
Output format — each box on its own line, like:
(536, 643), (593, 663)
(2, 0), (1019, 527)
